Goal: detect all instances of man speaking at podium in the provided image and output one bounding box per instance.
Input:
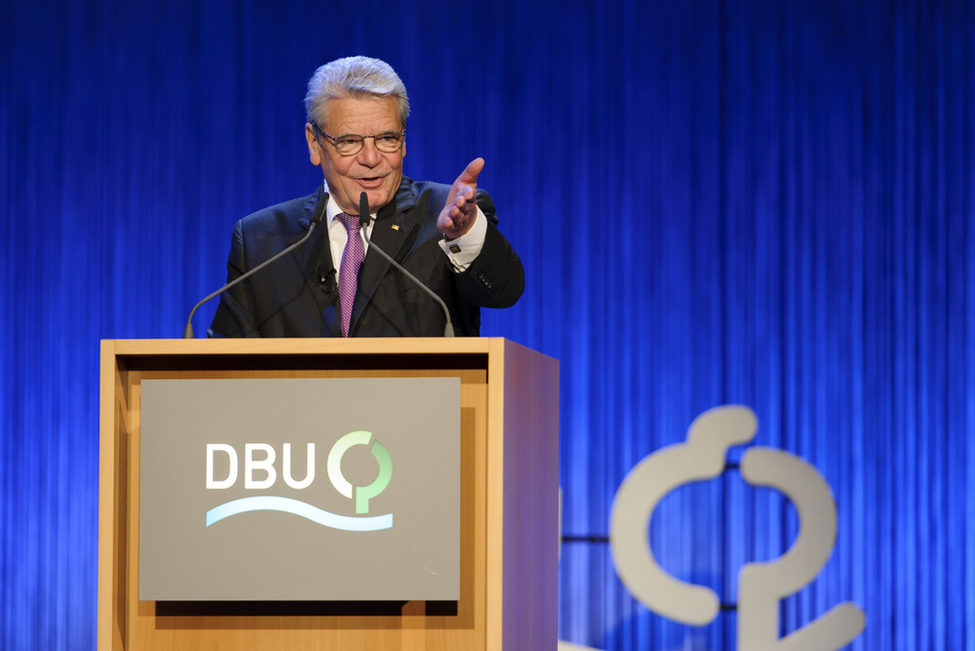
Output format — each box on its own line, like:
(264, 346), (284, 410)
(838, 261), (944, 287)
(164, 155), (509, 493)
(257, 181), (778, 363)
(208, 56), (524, 338)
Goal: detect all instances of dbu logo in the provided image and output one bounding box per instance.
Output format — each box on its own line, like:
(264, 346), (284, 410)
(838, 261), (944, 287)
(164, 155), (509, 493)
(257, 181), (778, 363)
(204, 431), (393, 532)
(610, 406), (866, 651)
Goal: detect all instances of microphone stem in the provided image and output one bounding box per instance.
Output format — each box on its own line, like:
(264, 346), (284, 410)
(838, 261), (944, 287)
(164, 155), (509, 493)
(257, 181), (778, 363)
(183, 220), (320, 338)
(358, 192), (454, 337)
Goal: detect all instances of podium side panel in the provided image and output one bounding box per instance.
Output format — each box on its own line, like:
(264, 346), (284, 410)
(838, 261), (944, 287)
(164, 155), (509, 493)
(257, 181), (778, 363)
(502, 341), (560, 651)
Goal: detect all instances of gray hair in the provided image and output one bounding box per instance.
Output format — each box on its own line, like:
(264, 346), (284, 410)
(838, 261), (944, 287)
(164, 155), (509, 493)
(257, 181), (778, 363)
(304, 56), (410, 129)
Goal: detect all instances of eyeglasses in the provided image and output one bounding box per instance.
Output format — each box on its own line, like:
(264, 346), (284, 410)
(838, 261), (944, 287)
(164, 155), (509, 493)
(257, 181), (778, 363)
(311, 122), (406, 156)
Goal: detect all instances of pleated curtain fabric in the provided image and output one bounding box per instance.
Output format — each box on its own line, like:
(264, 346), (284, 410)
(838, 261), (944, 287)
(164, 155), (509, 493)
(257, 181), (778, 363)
(2, 0), (974, 649)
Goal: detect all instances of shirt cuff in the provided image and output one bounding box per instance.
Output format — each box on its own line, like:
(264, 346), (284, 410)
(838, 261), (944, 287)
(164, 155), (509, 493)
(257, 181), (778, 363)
(439, 207), (487, 272)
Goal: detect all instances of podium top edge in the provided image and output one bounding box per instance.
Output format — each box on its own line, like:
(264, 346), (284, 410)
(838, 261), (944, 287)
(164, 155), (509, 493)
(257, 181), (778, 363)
(100, 337), (511, 357)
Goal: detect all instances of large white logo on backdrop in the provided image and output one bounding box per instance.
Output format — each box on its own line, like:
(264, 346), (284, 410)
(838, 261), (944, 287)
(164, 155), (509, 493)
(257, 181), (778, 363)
(606, 405), (865, 651)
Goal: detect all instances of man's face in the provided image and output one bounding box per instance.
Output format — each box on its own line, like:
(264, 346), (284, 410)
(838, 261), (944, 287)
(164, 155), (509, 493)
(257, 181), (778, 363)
(305, 96), (406, 215)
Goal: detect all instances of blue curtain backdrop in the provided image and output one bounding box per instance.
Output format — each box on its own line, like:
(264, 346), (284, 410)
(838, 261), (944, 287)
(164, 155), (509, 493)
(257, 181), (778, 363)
(2, 0), (973, 649)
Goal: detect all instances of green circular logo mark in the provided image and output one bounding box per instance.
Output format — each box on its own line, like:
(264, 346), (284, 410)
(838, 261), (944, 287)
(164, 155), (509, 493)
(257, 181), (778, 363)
(326, 431), (393, 514)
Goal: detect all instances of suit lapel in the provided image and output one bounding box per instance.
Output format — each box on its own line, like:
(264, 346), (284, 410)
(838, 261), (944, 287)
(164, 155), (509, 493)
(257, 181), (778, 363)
(350, 181), (419, 333)
(298, 188), (343, 337)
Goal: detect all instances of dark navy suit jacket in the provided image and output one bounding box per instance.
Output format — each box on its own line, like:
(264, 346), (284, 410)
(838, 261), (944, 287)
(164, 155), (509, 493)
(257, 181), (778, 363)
(208, 177), (524, 337)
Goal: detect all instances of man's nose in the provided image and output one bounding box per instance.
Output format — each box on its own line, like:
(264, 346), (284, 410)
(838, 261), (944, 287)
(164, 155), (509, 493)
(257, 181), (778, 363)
(356, 138), (382, 166)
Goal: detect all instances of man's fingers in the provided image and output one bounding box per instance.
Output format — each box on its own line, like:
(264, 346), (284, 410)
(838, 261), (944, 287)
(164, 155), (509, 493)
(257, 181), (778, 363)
(440, 158), (484, 238)
(455, 157), (485, 187)
(454, 185), (475, 208)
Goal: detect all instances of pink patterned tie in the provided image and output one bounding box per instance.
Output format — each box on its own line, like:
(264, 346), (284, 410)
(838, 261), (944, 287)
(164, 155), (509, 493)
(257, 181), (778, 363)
(337, 212), (364, 337)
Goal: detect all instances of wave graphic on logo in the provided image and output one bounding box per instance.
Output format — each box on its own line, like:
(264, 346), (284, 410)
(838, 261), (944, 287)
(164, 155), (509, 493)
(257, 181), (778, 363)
(206, 496), (393, 531)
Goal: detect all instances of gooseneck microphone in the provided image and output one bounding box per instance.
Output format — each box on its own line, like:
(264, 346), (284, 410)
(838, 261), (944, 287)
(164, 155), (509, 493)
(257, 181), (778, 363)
(183, 201), (327, 338)
(357, 192), (455, 337)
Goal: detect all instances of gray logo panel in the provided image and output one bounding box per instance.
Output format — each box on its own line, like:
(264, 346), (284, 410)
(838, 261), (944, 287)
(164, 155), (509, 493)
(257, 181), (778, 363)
(139, 377), (460, 601)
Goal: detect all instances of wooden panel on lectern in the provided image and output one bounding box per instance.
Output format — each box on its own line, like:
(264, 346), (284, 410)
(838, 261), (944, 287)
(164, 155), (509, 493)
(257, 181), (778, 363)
(98, 338), (558, 651)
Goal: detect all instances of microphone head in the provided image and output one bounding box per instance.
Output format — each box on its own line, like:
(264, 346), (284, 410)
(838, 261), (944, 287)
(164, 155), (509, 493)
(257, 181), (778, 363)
(311, 207), (327, 229)
(359, 192), (369, 229)
(308, 191), (328, 229)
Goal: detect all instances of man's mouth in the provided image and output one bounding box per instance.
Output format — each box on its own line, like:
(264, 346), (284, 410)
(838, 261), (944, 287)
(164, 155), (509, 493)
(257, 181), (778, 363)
(356, 177), (384, 188)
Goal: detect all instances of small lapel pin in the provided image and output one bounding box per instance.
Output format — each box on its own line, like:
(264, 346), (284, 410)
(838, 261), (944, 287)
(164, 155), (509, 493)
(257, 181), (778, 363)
(391, 224), (400, 231)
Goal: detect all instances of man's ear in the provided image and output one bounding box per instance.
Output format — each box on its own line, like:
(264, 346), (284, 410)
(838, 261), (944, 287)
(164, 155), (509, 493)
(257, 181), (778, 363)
(305, 123), (322, 166)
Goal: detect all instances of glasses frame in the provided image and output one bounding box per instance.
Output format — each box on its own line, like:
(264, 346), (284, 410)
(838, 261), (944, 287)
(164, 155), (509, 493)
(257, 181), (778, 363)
(311, 122), (406, 156)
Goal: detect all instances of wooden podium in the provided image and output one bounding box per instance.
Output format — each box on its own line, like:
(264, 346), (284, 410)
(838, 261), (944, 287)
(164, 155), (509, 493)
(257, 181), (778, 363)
(98, 338), (558, 651)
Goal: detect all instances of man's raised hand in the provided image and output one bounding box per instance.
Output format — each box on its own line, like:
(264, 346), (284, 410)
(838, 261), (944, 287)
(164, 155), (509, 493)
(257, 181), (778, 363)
(438, 157), (485, 240)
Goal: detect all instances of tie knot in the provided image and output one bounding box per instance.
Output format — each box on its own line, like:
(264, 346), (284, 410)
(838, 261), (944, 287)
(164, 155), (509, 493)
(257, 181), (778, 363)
(337, 212), (360, 232)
